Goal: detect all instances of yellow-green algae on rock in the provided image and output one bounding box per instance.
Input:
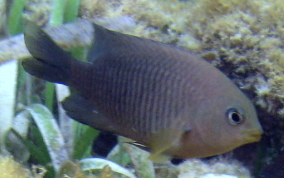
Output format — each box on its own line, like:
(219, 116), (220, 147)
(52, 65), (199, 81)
(0, 156), (30, 178)
(176, 158), (251, 178)
(0, 156), (120, 178)
(23, 0), (51, 26)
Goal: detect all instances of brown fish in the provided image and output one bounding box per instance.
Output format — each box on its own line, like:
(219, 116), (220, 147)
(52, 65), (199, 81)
(23, 21), (263, 162)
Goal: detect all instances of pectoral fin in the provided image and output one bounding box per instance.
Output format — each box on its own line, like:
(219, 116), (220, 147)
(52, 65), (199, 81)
(126, 140), (171, 163)
(126, 141), (149, 151)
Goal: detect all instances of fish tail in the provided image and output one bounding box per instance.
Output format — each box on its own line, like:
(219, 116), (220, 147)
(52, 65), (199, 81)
(23, 21), (73, 85)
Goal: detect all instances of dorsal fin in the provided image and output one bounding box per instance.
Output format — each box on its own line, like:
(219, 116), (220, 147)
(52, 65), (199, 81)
(87, 24), (126, 62)
(87, 23), (162, 63)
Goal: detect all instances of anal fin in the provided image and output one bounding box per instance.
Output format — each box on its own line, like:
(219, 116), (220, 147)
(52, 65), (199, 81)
(148, 153), (171, 163)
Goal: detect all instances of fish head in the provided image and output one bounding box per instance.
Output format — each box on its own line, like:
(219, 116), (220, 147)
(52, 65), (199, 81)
(178, 81), (263, 158)
(192, 87), (263, 156)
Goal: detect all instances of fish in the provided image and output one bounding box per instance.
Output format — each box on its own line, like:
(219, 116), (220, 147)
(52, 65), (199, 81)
(22, 21), (263, 162)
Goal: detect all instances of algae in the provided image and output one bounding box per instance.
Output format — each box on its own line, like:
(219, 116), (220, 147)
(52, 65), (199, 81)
(0, 155), (127, 178)
(23, 0), (51, 26)
(0, 156), (31, 178)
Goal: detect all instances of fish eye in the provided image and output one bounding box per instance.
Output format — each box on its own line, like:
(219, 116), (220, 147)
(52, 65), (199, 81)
(226, 107), (245, 126)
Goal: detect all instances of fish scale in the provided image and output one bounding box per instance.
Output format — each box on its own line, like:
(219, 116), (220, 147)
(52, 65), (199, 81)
(97, 56), (199, 139)
(22, 21), (263, 161)
(86, 57), (183, 140)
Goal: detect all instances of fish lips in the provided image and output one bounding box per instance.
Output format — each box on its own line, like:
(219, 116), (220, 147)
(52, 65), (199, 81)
(244, 129), (263, 143)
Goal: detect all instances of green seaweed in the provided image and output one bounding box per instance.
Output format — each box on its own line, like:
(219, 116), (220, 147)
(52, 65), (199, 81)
(64, 0), (81, 22)
(72, 123), (99, 160)
(8, 0), (27, 35)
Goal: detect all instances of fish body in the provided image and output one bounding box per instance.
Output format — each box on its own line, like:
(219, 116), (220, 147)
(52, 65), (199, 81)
(23, 22), (263, 161)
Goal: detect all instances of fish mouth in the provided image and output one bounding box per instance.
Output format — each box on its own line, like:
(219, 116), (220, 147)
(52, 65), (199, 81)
(250, 132), (262, 141)
(245, 131), (263, 143)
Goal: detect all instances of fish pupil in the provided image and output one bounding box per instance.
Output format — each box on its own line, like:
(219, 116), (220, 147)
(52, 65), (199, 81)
(226, 108), (245, 126)
(231, 112), (241, 123)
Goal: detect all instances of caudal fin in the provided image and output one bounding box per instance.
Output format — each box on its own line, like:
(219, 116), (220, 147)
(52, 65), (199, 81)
(23, 21), (73, 85)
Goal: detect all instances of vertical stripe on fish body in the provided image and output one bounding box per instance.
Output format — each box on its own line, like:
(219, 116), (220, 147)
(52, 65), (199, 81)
(23, 22), (263, 161)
